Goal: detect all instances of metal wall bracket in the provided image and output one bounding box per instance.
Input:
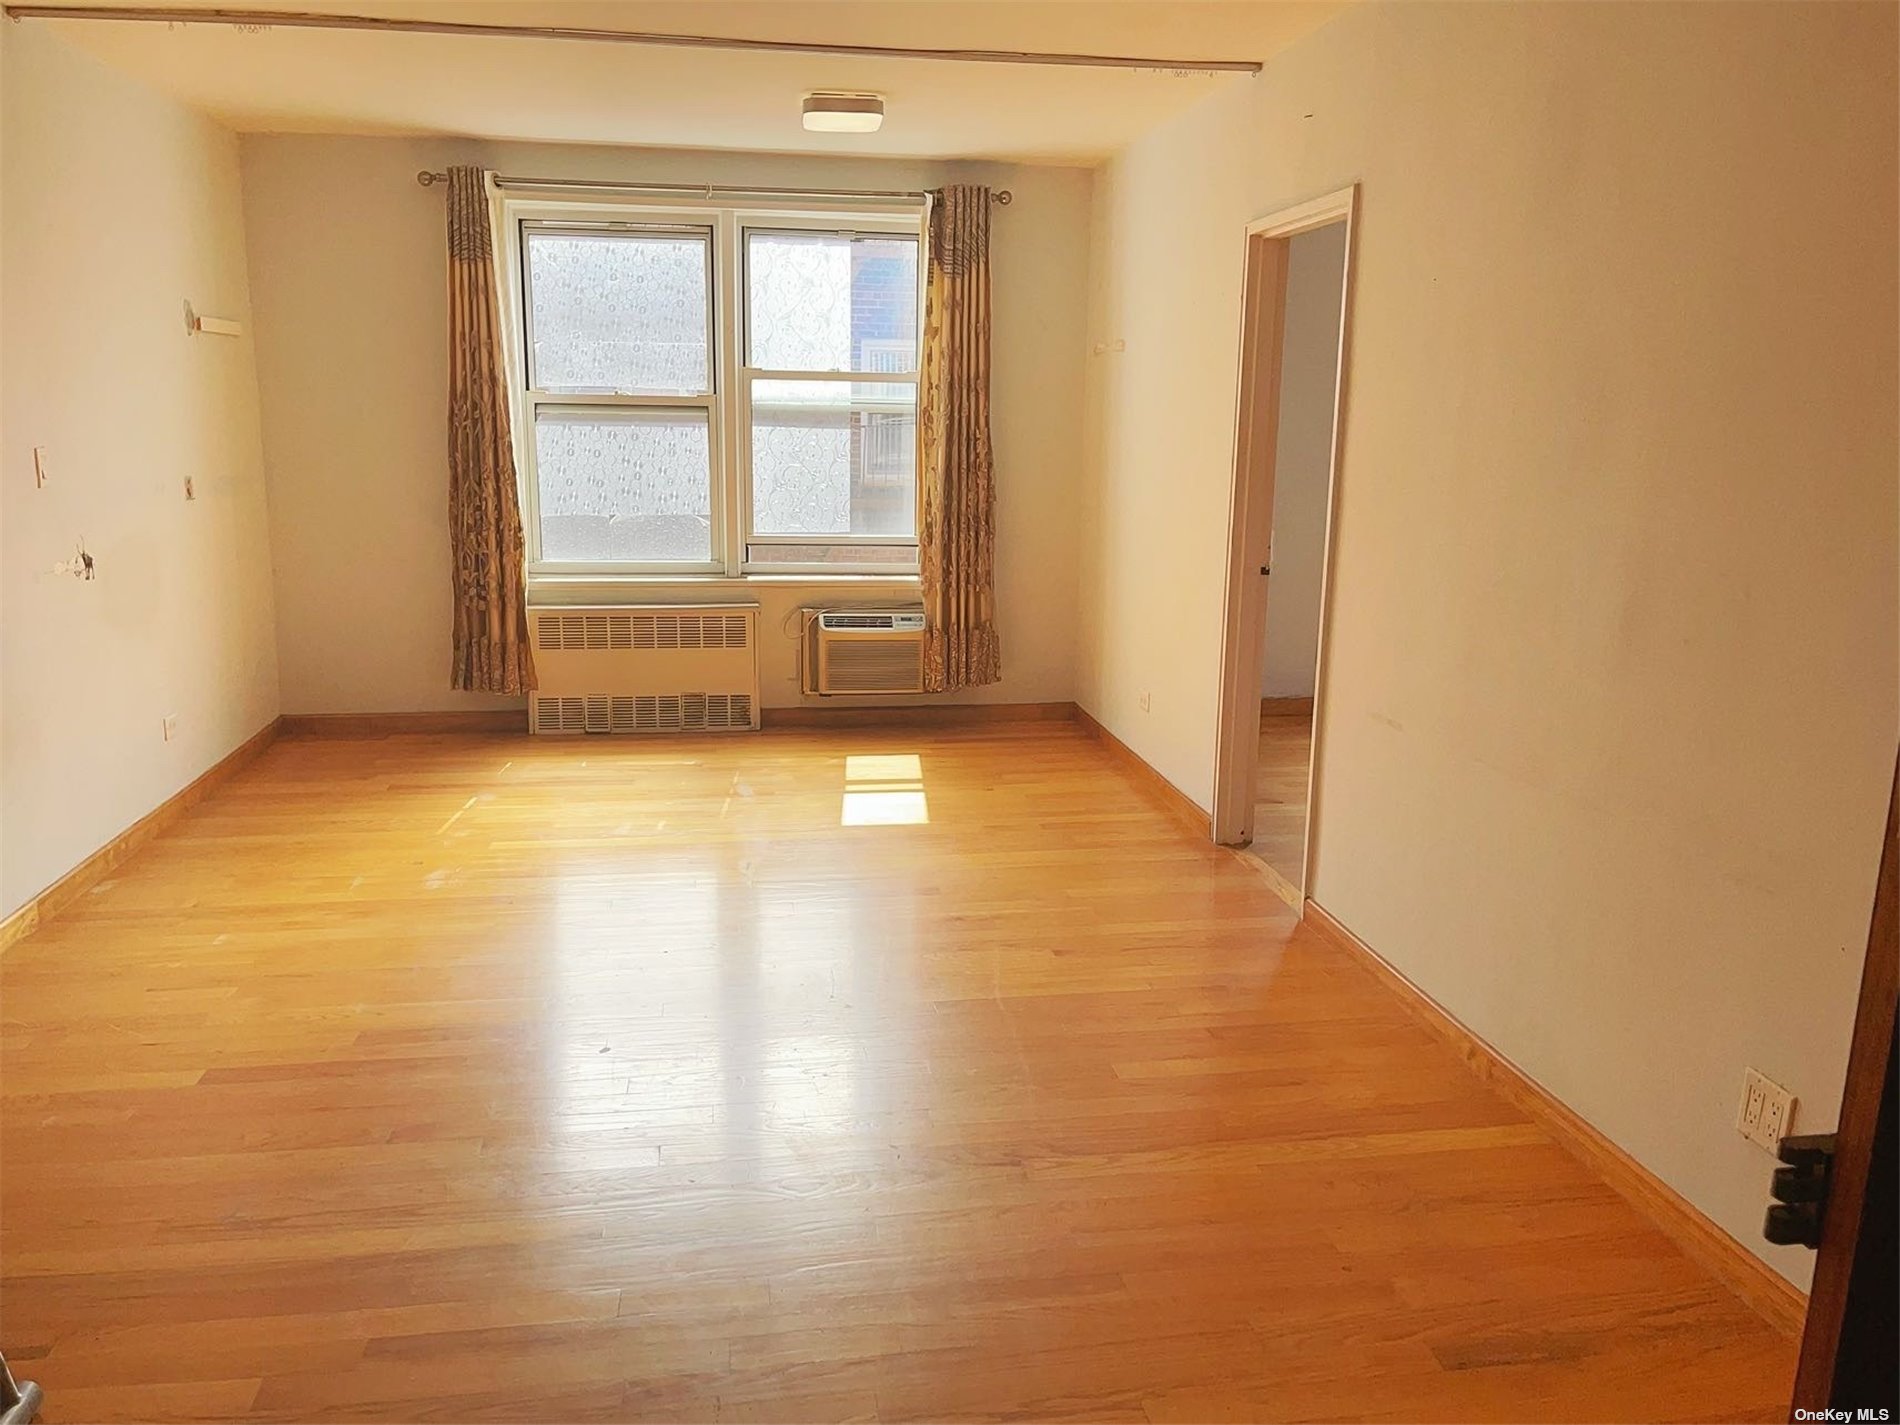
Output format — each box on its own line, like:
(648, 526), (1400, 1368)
(1765, 1131), (1838, 1249)
(0, 1351), (42, 1425)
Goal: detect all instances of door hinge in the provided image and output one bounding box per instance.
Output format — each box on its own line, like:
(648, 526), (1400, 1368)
(1763, 1131), (1835, 1249)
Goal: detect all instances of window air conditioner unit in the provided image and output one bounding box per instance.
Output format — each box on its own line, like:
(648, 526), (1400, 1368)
(804, 607), (927, 696)
(527, 605), (760, 734)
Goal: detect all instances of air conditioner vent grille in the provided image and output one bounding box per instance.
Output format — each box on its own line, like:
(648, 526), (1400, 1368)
(818, 609), (925, 632)
(823, 637), (925, 694)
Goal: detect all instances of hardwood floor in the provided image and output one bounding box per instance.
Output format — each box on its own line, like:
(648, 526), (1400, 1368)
(1249, 713), (1314, 900)
(1, 725), (1796, 1422)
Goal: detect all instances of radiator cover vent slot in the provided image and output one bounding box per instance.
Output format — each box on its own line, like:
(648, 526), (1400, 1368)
(533, 693), (754, 735)
(535, 610), (749, 652)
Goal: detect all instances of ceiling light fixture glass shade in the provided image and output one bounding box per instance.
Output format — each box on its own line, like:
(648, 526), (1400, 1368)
(802, 93), (884, 132)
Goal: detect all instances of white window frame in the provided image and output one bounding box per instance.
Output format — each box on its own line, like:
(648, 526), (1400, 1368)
(516, 217), (723, 576)
(497, 193), (925, 583)
(738, 219), (923, 575)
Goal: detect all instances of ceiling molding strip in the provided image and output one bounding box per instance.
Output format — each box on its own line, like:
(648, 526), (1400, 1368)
(2, 5), (1265, 73)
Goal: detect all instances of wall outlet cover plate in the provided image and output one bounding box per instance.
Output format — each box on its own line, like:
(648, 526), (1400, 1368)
(1737, 1067), (1796, 1153)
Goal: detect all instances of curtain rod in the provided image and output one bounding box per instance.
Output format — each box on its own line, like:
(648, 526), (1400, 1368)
(416, 172), (1013, 205)
(2, 5), (1263, 74)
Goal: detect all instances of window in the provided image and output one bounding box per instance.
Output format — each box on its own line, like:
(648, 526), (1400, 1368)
(509, 204), (923, 578)
(523, 227), (717, 567)
(744, 231), (919, 569)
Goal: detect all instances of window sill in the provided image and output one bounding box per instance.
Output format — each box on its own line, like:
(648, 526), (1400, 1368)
(528, 572), (921, 606)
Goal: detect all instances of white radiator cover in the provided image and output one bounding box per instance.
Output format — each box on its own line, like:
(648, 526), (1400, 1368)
(527, 605), (760, 735)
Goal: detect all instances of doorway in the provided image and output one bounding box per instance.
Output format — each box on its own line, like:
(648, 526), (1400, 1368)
(1211, 188), (1357, 909)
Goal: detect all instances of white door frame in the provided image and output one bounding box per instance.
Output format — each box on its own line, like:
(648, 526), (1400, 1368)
(1210, 184), (1360, 905)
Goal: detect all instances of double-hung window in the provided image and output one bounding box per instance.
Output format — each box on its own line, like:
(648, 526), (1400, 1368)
(508, 201), (923, 579)
(521, 223), (719, 567)
(740, 228), (920, 571)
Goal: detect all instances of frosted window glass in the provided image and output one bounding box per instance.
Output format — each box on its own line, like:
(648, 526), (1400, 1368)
(750, 380), (915, 537)
(527, 231), (711, 396)
(746, 232), (917, 373)
(534, 409), (713, 563)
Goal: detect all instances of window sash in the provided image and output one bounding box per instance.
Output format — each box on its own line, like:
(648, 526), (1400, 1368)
(738, 371), (920, 568)
(524, 393), (726, 576)
(516, 214), (726, 576)
(736, 222), (923, 573)
(740, 226), (921, 377)
(520, 222), (717, 399)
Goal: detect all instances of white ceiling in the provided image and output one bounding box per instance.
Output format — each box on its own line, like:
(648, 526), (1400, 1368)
(24, 0), (1346, 163)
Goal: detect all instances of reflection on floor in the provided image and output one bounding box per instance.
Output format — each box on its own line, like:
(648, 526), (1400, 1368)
(1248, 711), (1314, 904)
(0, 724), (1796, 1422)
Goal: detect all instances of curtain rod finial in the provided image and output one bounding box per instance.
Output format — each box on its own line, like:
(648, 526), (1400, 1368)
(418, 169), (447, 187)
(994, 190), (1012, 205)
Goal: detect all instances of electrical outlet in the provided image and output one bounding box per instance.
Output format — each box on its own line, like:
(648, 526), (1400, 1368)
(1737, 1067), (1795, 1153)
(162, 714), (179, 743)
(1139, 691), (1152, 713)
(32, 446), (49, 489)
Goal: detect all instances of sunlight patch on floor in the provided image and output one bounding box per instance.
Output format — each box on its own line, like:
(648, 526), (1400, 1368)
(842, 752), (929, 826)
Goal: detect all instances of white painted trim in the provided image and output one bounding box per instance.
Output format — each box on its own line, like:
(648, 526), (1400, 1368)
(734, 217), (925, 577)
(1245, 186), (1357, 241)
(1211, 235), (1288, 847)
(1297, 194), (1362, 904)
(1211, 184), (1361, 911)
(715, 207), (745, 575)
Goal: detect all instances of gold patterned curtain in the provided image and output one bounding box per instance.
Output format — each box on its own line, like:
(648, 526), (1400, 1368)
(919, 185), (1001, 692)
(446, 166), (535, 694)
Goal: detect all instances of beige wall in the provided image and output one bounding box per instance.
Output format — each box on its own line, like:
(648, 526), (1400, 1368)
(1261, 222), (1346, 699)
(1, 27), (280, 918)
(240, 135), (1090, 713)
(1080, 0), (1898, 1286)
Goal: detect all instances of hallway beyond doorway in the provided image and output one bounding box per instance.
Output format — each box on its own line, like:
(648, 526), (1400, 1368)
(1247, 705), (1313, 905)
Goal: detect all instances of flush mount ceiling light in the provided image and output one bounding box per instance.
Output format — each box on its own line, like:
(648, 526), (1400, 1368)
(802, 92), (885, 133)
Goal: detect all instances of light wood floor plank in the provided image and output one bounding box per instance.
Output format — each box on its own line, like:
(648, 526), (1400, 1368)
(1248, 712), (1313, 895)
(2, 725), (1794, 1422)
